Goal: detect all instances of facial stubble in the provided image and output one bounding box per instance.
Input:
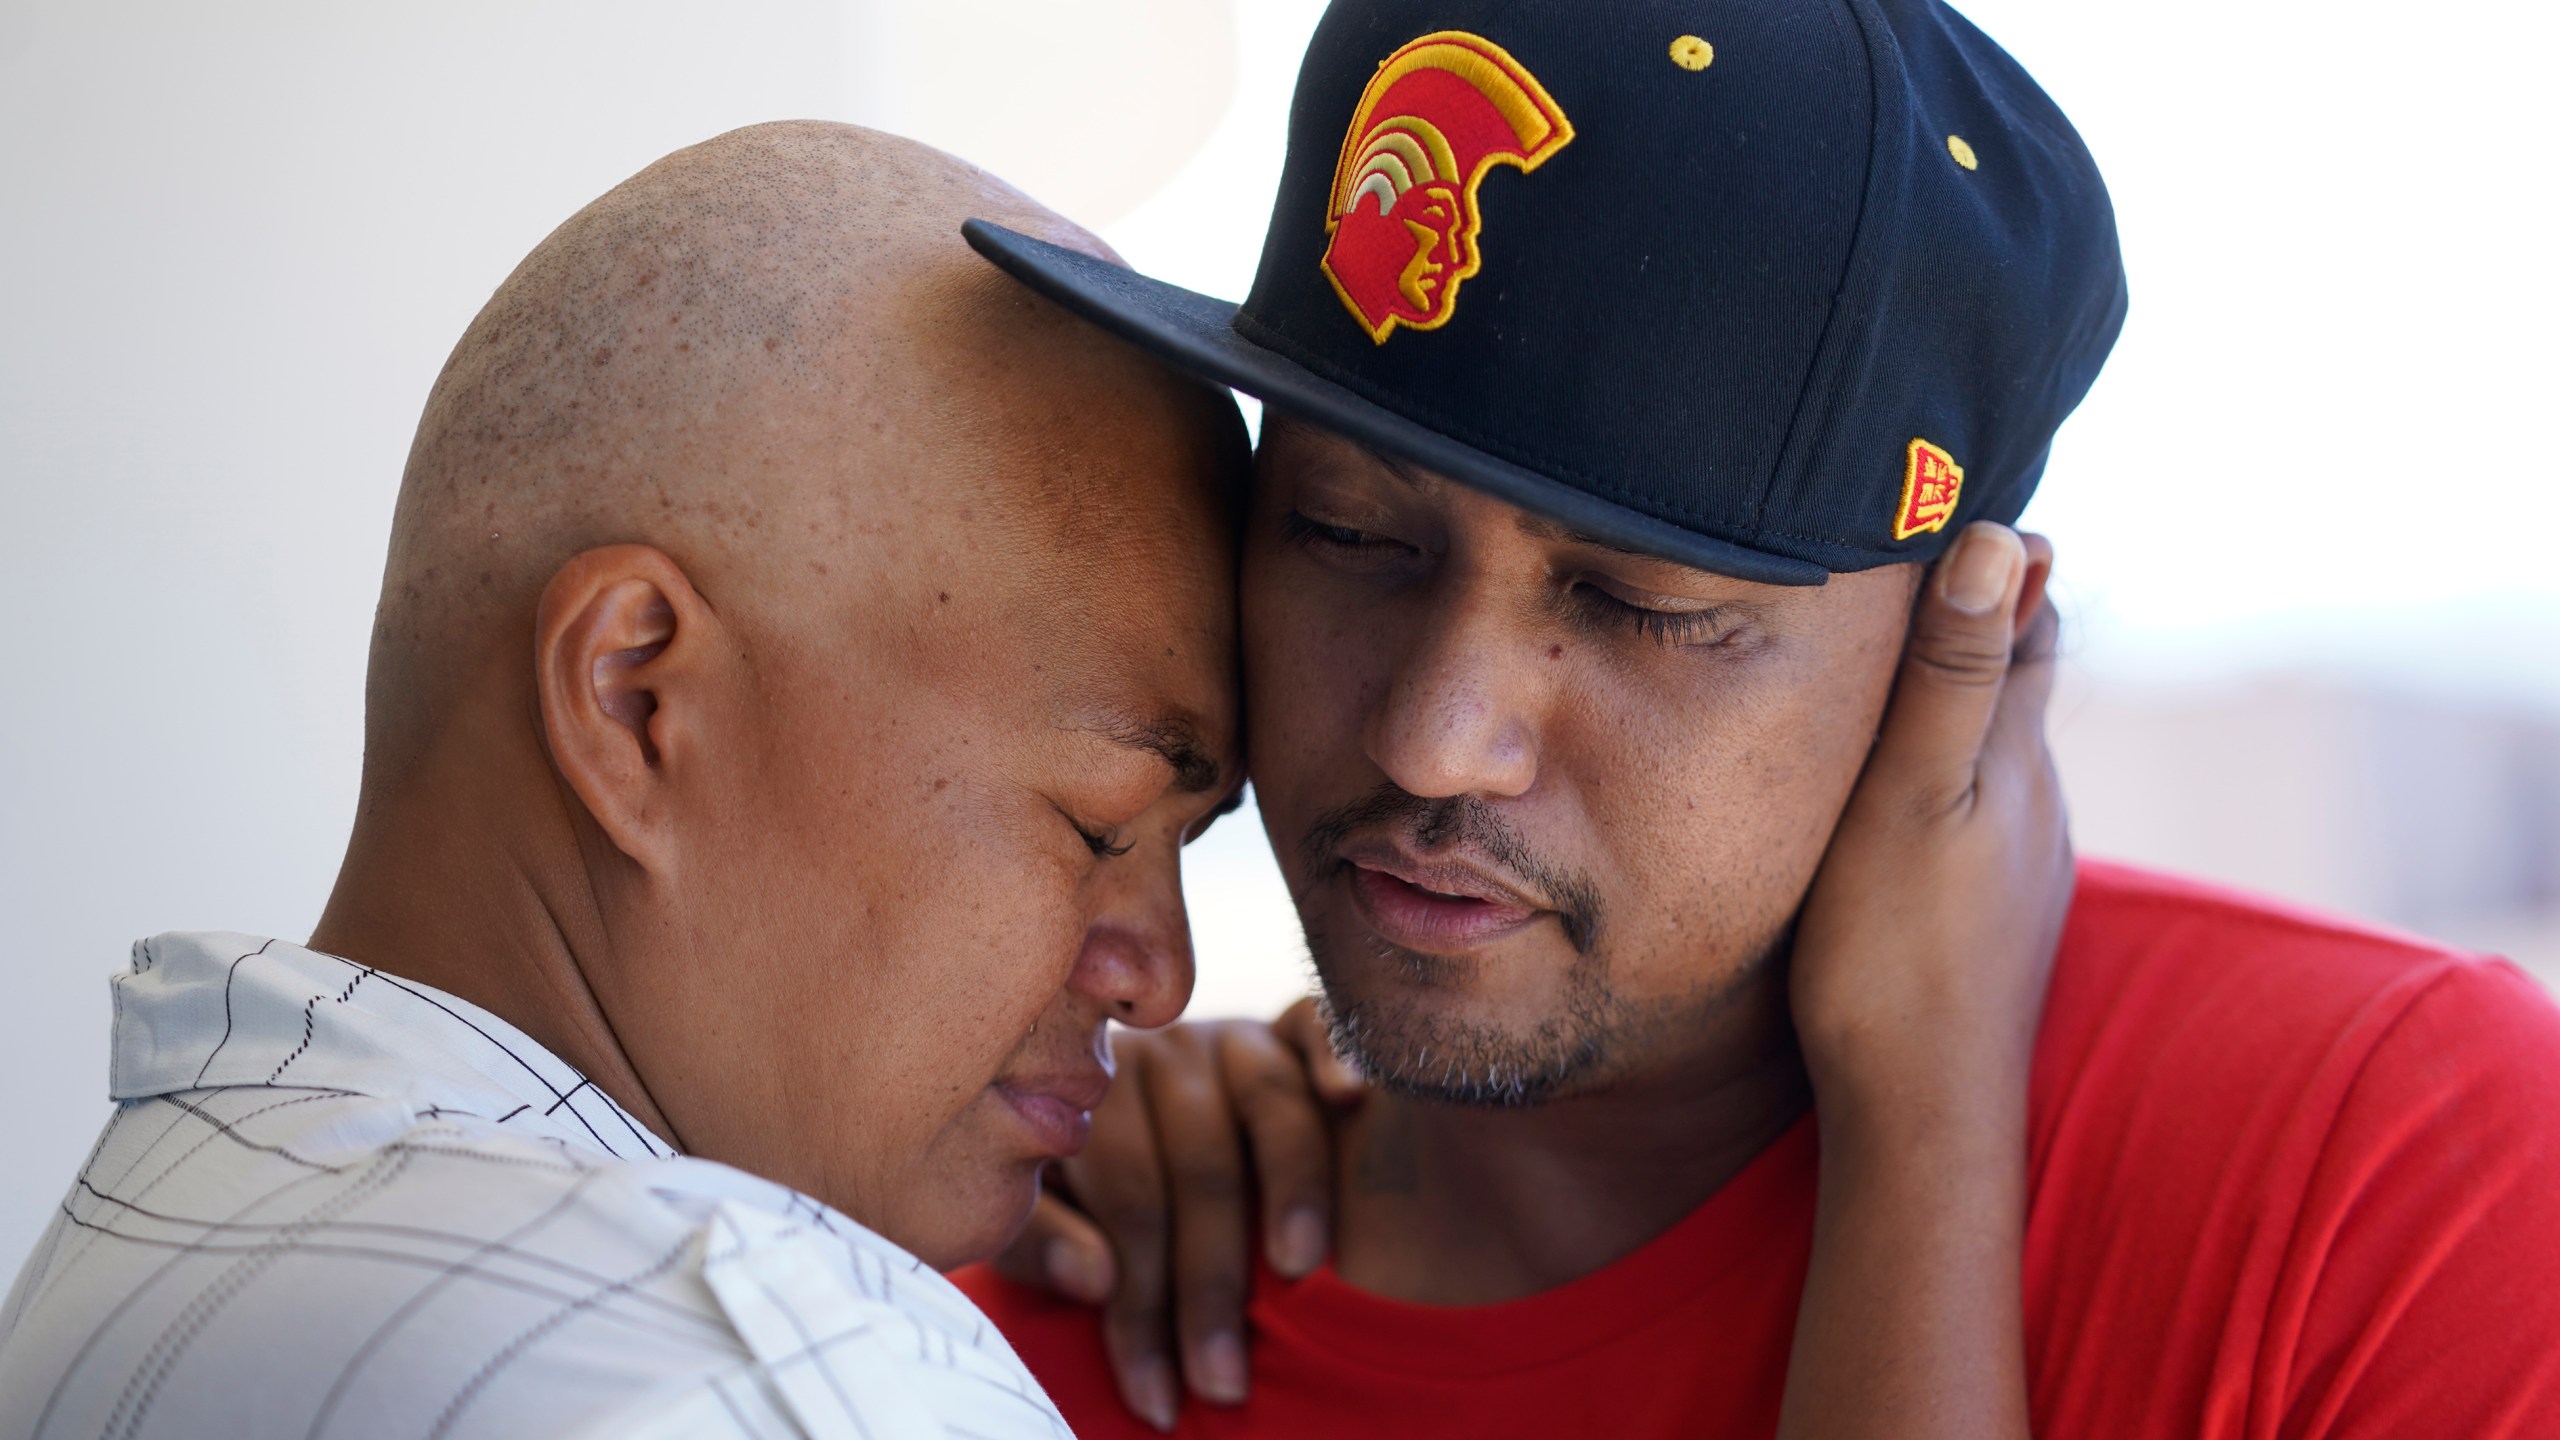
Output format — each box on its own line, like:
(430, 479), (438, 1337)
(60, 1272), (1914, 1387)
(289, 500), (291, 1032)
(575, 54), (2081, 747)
(1296, 785), (1612, 1106)
(1295, 783), (1793, 1108)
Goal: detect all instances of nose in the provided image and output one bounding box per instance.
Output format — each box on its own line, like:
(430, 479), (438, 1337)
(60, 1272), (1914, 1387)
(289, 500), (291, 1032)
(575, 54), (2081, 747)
(1066, 842), (1197, 1031)
(1365, 580), (1541, 800)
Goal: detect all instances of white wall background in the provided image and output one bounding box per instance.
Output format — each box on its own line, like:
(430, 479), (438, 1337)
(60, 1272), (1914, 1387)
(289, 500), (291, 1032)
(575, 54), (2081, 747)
(3, 0), (2553, 1269)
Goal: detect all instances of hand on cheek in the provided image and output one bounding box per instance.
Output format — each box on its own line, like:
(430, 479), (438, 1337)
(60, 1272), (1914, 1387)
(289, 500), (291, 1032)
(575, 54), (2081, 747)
(1773, 520), (2064, 1440)
(1787, 521), (2066, 1113)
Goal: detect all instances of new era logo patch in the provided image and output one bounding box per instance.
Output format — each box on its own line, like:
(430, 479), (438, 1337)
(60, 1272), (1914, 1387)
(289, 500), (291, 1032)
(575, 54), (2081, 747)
(1895, 438), (1964, 540)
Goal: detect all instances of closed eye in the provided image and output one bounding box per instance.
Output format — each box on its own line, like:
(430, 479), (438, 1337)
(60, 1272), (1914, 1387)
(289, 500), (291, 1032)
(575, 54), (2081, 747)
(1057, 804), (1133, 859)
(1279, 510), (1410, 558)
(1571, 582), (1742, 648)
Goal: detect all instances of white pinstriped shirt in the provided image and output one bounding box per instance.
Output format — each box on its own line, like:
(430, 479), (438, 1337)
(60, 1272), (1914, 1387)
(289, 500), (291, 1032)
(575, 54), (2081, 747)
(0, 933), (1074, 1440)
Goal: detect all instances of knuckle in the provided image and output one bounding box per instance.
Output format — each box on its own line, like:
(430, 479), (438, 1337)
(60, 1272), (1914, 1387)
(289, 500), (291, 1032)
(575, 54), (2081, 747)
(1177, 1276), (1251, 1329)
(1167, 1160), (1248, 1207)
(1111, 1029), (1170, 1068)
(1907, 642), (2011, 687)
(1103, 1307), (1165, 1352)
(1227, 1014), (1293, 1049)
(1100, 1197), (1170, 1250)
(1163, 1026), (1219, 1061)
(1232, 1059), (1314, 1108)
(1153, 1060), (1229, 1106)
(1217, 1030), (1292, 1078)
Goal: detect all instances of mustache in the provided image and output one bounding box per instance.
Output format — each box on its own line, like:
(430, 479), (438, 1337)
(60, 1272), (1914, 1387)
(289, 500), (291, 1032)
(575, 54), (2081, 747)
(1298, 783), (1604, 954)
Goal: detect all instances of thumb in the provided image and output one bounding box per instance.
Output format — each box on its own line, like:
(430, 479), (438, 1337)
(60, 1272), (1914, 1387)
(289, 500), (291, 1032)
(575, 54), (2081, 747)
(1865, 522), (2028, 810)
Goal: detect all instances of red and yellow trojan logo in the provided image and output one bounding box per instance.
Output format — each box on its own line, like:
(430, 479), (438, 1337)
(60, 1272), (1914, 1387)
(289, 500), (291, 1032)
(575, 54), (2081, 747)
(1321, 32), (1574, 344)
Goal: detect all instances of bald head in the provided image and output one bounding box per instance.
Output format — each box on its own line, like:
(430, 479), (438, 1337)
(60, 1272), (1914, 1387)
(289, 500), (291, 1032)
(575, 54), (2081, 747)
(372, 119), (1232, 767)
(323, 121), (1247, 1265)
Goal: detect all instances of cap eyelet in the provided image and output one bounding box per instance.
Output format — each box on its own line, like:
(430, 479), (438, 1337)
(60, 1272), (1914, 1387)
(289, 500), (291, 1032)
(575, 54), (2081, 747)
(1669, 35), (1714, 71)
(1947, 134), (1979, 170)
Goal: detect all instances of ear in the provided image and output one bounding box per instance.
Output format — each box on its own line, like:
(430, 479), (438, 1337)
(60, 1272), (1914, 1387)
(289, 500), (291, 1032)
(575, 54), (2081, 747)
(533, 543), (724, 866)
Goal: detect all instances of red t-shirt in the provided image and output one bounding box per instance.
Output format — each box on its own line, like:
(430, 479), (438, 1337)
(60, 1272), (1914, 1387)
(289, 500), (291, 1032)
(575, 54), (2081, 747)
(959, 862), (2560, 1438)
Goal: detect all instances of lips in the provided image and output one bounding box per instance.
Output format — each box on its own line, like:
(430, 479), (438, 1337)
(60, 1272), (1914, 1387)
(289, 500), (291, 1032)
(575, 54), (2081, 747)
(1339, 840), (1550, 953)
(993, 1067), (1110, 1158)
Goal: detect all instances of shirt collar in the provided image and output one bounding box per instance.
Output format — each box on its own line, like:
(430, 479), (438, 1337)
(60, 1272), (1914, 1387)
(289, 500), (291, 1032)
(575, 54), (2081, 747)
(110, 931), (675, 1162)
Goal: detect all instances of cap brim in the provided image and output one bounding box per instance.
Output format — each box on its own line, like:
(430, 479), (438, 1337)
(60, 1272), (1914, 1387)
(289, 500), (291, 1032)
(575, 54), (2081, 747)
(963, 221), (1828, 587)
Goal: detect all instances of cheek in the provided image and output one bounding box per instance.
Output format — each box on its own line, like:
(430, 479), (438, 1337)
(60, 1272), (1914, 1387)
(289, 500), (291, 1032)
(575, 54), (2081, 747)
(875, 812), (1094, 1084)
(1562, 653), (1893, 966)
(723, 709), (1092, 1103)
(1241, 546), (1386, 856)
(854, 917), (1095, 1266)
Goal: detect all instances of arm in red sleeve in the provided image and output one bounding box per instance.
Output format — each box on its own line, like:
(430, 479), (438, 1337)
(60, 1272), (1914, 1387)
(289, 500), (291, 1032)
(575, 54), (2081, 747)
(2268, 960), (2560, 1439)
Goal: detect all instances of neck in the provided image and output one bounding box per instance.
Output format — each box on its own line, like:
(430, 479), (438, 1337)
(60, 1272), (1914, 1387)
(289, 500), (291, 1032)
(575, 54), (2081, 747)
(307, 681), (679, 1149)
(1331, 973), (1809, 1306)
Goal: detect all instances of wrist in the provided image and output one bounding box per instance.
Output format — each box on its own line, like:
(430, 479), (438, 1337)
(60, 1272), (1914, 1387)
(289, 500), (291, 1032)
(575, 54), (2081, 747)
(1798, 1002), (2035, 1111)
(1806, 1054), (2030, 1168)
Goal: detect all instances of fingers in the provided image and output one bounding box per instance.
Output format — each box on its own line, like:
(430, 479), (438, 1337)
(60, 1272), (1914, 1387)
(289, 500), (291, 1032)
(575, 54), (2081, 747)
(1013, 1011), (1357, 1428)
(1145, 1012), (1356, 1414)
(1988, 595), (2062, 757)
(1986, 534), (2061, 755)
(1274, 994), (1366, 1106)
(1983, 541), (2072, 910)
(2012, 531), (2056, 641)
(1869, 523), (2031, 811)
(1215, 1025), (1336, 1278)
(1146, 1034), (1256, 1408)
(991, 1188), (1116, 1305)
(1053, 1058), (1182, 1431)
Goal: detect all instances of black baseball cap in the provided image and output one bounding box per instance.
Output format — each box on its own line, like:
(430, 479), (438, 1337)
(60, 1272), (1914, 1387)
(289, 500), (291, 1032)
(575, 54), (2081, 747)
(965, 0), (2127, 585)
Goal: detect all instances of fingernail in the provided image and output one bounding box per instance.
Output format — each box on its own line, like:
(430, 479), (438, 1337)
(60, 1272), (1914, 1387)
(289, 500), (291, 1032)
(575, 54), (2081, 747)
(1272, 1206), (1327, 1276)
(1127, 1356), (1180, 1432)
(1943, 525), (2020, 616)
(1334, 1049), (1364, 1083)
(1046, 1236), (1110, 1304)
(1194, 1331), (1249, 1405)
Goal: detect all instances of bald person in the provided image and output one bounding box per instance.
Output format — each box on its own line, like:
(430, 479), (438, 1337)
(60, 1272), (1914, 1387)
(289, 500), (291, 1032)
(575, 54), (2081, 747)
(0, 122), (1246, 1440)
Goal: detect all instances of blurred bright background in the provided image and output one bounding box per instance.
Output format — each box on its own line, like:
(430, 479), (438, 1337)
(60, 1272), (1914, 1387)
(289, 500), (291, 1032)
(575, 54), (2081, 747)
(3, 0), (2554, 1269)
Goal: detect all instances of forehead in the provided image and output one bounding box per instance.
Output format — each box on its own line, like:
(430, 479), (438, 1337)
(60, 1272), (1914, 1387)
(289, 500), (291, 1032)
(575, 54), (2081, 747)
(1017, 494), (1242, 771)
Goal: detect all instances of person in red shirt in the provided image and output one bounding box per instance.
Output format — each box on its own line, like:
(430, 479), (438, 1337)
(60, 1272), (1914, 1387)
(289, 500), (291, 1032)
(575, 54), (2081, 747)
(946, 0), (2560, 1434)
(969, 861), (2560, 1438)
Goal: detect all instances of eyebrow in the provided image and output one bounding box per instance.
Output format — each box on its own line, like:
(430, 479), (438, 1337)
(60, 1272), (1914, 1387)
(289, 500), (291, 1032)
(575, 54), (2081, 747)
(1102, 716), (1226, 795)
(1270, 413), (1441, 495)
(1508, 509), (1663, 562)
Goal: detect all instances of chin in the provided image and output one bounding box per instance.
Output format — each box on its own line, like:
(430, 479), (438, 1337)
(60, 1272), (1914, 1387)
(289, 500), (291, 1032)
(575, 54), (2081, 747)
(1310, 952), (1624, 1109)
(878, 1154), (1049, 1272)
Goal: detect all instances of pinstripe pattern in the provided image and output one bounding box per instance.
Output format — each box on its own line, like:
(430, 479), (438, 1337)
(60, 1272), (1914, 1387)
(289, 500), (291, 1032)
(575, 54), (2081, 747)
(0, 934), (1072, 1440)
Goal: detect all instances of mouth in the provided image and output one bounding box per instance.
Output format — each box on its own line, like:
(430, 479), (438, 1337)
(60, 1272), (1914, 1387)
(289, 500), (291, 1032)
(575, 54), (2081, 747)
(991, 1068), (1110, 1158)
(1338, 840), (1550, 954)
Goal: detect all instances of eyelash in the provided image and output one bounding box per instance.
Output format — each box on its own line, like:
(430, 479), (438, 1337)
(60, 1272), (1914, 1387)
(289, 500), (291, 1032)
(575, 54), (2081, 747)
(1055, 802), (1133, 860)
(1576, 590), (1733, 648)
(1283, 509), (1734, 650)
(1279, 510), (1399, 555)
